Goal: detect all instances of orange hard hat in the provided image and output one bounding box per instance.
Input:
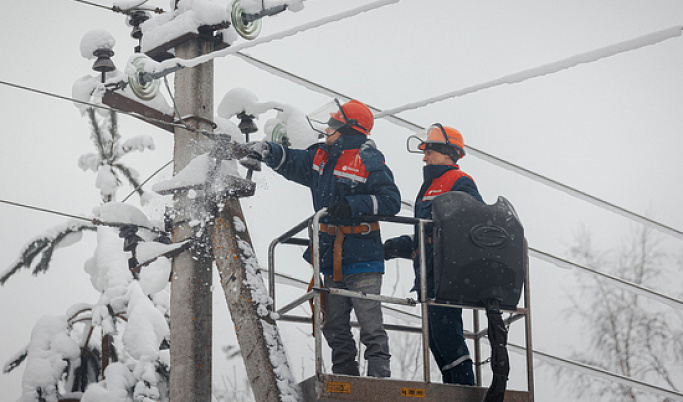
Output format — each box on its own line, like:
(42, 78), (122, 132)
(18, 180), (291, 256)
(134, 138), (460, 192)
(329, 99), (374, 135)
(417, 124), (465, 158)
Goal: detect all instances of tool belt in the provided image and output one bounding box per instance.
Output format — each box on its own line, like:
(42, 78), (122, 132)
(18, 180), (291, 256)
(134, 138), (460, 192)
(410, 237), (433, 259)
(319, 222), (380, 281)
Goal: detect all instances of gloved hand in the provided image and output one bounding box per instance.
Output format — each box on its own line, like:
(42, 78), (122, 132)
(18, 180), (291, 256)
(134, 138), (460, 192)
(383, 238), (402, 260)
(327, 199), (351, 219)
(235, 141), (271, 161)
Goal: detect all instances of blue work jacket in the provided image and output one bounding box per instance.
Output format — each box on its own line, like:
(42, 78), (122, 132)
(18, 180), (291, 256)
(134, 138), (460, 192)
(264, 135), (401, 275)
(391, 164), (484, 296)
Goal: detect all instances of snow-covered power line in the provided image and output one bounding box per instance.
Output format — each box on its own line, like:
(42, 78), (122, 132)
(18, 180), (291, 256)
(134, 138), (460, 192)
(153, 0), (399, 72)
(375, 24), (683, 118)
(234, 53), (683, 242)
(530, 247), (683, 310)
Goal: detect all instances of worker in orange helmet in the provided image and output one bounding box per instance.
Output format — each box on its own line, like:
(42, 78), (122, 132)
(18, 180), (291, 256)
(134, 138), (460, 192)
(384, 124), (483, 385)
(240, 98), (400, 378)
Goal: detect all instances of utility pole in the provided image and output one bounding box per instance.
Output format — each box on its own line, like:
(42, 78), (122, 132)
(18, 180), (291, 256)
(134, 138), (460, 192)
(104, 3), (299, 399)
(169, 30), (215, 402)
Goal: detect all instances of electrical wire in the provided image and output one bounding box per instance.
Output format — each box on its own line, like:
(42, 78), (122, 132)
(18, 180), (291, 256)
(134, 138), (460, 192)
(37, 5), (682, 395)
(0, 198), (93, 223)
(62, 0), (683, 242)
(154, 0), (399, 72)
(121, 159), (173, 202)
(3, 52), (680, 243)
(70, 0), (164, 14)
(163, 75), (190, 130)
(4, 190), (680, 310)
(375, 24), (683, 118)
(0, 79), (187, 132)
(0, 198), (158, 232)
(507, 344), (683, 401)
(529, 247), (683, 310)
(234, 52), (683, 242)
(4, 5), (681, 282)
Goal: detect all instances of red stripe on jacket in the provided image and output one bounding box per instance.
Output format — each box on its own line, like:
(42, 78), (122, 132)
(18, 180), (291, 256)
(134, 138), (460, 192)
(312, 148), (369, 183)
(422, 168), (473, 201)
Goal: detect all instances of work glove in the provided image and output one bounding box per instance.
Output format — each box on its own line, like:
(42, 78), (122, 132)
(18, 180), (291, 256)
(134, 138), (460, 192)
(236, 140), (271, 161)
(383, 238), (403, 260)
(327, 199), (351, 219)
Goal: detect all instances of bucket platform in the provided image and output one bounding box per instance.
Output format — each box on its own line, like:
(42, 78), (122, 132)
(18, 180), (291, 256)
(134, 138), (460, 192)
(299, 374), (531, 401)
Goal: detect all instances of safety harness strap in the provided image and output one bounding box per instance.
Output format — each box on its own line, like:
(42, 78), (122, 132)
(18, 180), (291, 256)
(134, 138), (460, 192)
(319, 222), (380, 281)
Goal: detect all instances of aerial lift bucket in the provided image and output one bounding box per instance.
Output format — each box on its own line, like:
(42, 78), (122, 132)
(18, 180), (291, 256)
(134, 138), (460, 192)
(432, 192), (526, 401)
(431, 192), (525, 309)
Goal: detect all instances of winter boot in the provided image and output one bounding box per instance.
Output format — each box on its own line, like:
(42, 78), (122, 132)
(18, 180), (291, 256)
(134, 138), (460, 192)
(333, 361), (360, 376)
(366, 358), (391, 378)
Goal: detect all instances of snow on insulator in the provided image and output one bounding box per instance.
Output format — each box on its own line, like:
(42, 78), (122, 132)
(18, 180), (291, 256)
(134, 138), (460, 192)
(217, 87), (317, 148)
(80, 30), (116, 59)
(113, 0), (149, 11)
(376, 25), (683, 119)
(217, 87), (260, 119)
(154, 0), (399, 71)
(95, 202), (153, 229)
(140, 0), (230, 52)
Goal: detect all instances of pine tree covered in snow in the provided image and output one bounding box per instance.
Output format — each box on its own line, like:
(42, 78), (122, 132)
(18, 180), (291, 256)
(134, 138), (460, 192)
(1, 108), (153, 286)
(1, 108), (175, 402)
(79, 108), (153, 203)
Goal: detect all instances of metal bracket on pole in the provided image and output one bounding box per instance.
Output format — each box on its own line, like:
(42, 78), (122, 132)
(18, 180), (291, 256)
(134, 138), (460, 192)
(101, 90), (175, 132)
(144, 23), (231, 62)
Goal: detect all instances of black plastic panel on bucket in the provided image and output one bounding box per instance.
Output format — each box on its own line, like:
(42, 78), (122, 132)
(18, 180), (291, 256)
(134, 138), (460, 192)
(431, 192), (525, 310)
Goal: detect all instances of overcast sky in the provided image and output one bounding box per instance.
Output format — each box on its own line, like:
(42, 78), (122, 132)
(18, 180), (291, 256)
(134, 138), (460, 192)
(2, 0), (683, 400)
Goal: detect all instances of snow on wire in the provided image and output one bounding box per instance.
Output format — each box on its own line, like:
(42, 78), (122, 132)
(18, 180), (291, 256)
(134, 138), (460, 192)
(375, 25), (683, 118)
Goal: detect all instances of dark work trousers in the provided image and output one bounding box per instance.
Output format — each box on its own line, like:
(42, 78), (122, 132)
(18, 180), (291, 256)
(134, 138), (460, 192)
(322, 272), (390, 376)
(427, 304), (475, 385)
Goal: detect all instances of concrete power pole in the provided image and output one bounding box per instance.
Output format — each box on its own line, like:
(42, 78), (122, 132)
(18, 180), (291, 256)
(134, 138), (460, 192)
(162, 4), (297, 400)
(169, 37), (215, 401)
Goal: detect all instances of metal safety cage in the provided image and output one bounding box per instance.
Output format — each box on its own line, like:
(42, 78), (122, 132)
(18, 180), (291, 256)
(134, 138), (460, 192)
(266, 209), (535, 401)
